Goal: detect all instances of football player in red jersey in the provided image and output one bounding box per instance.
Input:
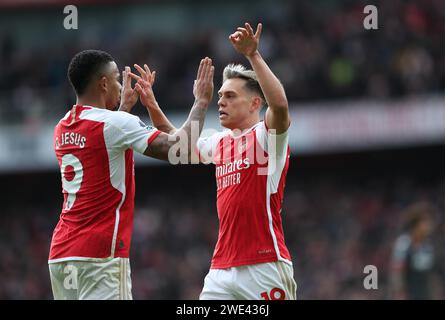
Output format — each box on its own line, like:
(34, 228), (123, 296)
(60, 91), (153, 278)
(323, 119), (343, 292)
(137, 23), (296, 300)
(48, 50), (214, 299)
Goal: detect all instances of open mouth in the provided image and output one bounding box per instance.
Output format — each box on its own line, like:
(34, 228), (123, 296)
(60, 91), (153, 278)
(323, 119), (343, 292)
(219, 111), (228, 117)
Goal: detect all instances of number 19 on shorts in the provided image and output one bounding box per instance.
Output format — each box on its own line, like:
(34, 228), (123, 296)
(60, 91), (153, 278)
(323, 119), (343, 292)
(260, 287), (286, 300)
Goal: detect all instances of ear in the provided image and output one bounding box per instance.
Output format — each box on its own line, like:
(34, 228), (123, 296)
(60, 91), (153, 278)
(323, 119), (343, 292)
(250, 96), (262, 113)
(98, 76), (108, 93)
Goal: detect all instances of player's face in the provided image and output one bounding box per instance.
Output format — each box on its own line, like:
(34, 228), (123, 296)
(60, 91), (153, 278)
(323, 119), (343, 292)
(217, 78), (256, 130)
(103, 61), (122, 110)
(418, 218), (433, 237)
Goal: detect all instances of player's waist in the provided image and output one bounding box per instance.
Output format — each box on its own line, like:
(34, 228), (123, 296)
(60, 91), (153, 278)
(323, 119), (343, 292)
(48, 242), (130, 262)
(210, 255), (293, 269)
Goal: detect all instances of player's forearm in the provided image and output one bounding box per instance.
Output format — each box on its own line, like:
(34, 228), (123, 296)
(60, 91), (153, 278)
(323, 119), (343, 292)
(143, 100), (208, 162)
(145, 102), (177, 134)
(175, 99), (208, 160)
(177, 99), (208, 139)
(246, 51), (288, 110)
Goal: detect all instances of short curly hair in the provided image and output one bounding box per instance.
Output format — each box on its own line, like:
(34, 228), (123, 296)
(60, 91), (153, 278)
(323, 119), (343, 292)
(68, 49), (114, 96)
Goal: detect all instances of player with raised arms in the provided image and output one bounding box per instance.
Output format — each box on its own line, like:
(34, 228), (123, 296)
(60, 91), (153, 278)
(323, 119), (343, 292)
(136, 23), (297, 300)
(48, 50), (214, 299)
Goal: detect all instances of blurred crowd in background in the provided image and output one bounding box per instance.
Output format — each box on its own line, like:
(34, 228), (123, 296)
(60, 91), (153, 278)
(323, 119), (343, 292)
(0, 0), (444, 124)
(1, 163), (445, 299)
(1, 0), (445, 300)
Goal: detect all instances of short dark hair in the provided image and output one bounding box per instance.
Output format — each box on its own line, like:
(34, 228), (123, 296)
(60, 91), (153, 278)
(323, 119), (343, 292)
(67, 49), (114, 96)
(223, 64), (266, 106)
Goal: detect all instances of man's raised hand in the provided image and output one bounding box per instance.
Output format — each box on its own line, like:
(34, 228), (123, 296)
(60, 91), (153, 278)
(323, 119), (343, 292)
(229, 22), (262, 57)
(119, 66), (139, 112)
(128, 64), (158, 110)
(193, 57), (214, 106)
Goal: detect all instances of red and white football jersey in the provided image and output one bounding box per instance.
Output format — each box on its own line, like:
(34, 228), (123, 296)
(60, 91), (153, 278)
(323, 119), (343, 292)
(197, 121), (292, 269)
(49, 105), (160, 263)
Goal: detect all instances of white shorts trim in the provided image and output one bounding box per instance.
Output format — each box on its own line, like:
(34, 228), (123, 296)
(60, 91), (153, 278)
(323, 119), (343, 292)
(48, 256), (116, 264)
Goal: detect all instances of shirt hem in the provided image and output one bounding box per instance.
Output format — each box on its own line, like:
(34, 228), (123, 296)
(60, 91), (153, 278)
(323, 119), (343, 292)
(210, 256), (292, 269)
(48, 254), (129, 264)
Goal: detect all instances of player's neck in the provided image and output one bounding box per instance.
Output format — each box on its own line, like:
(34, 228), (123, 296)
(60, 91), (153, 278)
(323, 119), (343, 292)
(76, 94), (106, 109)
(231, 117), (260, 137)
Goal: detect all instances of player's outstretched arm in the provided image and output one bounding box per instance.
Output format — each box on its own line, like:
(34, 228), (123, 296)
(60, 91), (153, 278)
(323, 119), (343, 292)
(142, 57), (214, 161)
(128, 64), (177, 134)
(230, 23), (290, 134)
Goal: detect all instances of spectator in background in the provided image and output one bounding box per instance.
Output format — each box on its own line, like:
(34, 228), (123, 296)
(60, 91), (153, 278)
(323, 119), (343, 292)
(390, 201), (436, 299)
(2, 0), (445, 125)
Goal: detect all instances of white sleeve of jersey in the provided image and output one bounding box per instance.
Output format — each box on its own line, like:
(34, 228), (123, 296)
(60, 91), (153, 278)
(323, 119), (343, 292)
(196, 131), (225, 164)
(256, 121), (290, 193)
(255, 121), (289, 159)
(107, 111), (160, 154)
